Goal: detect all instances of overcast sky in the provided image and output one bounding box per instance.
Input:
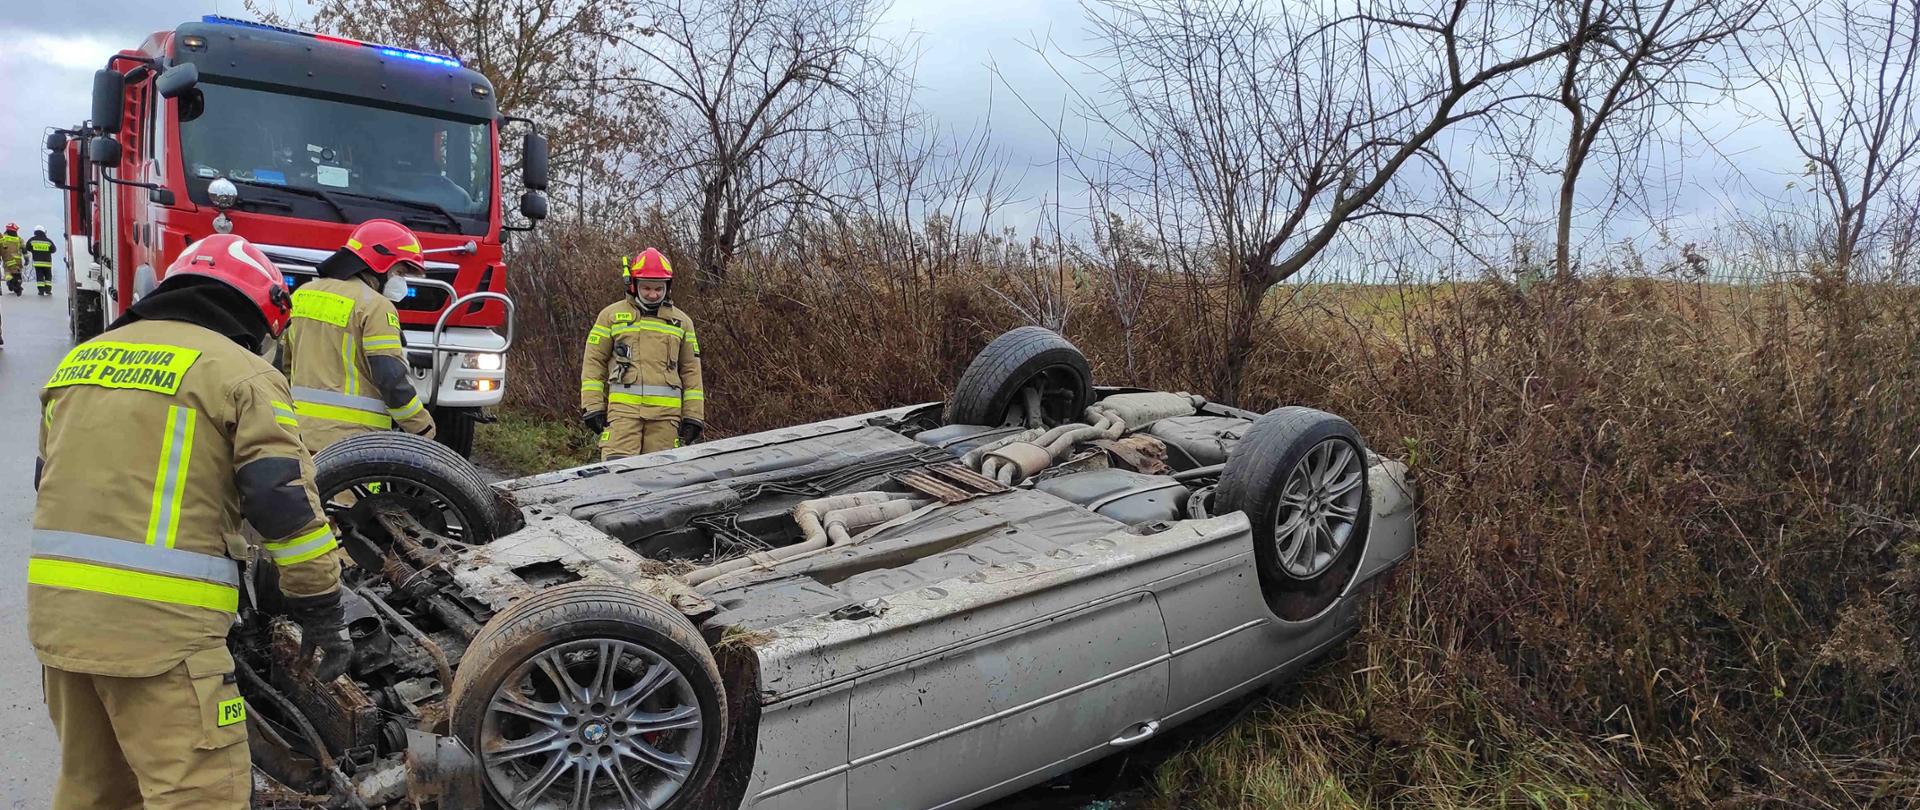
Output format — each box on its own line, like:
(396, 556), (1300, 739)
(0, 0), (1810, 275)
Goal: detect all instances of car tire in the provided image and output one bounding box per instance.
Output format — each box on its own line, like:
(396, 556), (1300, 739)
(431, 405), (476, 458)
(313, 431), (504, 546)
(1215, 407), (1371, 621)
(946, 326), (1094, 427)
(450, 583), (728, 810)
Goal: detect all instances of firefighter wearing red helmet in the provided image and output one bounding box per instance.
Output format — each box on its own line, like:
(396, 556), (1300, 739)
(282, 219), (437, 452)
(32, 234), (348, 809)
(580, 247), (706, 459)
(0, 223), (23, 296)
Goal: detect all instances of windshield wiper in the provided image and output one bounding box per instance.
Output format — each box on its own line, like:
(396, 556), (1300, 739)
(223, 177), (352, 223)
(326, 189), (464, 233)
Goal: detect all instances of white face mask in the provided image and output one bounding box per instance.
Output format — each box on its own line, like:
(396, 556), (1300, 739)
(382, 273), (410, 302)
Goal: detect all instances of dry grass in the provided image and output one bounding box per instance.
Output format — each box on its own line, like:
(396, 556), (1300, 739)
(492, 222), (1920, 807)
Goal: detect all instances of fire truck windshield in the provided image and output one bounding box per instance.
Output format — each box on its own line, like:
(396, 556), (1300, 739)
(179, 81), (492, 235)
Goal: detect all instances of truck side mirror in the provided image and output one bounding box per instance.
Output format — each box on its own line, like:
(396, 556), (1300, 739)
(89, 136), (123, 166)
(519, 191), (548, 221)
(92, 70), (125, 134)
(522, 132), (549, 191)
(46, 132), (69, 152)
(47, 150), (69, 189)
(156, 63), (200, 99)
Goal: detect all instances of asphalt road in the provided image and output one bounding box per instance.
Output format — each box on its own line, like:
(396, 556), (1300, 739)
(0, 283), (66, 808)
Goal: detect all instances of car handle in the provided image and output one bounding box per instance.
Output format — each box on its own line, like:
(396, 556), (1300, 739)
(1110, 720), (1160, 747)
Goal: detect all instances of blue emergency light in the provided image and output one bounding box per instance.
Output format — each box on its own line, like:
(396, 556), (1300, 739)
(200, 16), (463, 68)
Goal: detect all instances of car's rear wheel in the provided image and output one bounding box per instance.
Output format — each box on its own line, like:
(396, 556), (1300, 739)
(313, 431), (504, 550)
(450, 583), (728, 810)
(1215, 407), (1370, 621)
(946, 326), (1094, 428)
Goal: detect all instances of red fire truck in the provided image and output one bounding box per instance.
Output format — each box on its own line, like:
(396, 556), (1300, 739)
(45, 15), (549, 456)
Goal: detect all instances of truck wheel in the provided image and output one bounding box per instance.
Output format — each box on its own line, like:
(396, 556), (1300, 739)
(432, 406), (477, 458)
(450, 583), (728, 810)
(314, 431), (504, 546)
(946, 326), (1093, 428)
(69, 289), (103, 344)
(1214, 407), (1371, 621)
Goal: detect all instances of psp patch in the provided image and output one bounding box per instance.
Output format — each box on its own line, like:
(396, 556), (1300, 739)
(217, 696), (247, 727)
(46, 342), (201, 395)
(388, 312), (400, 328)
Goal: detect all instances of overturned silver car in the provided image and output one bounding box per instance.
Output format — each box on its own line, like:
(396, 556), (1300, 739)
(240, 327), (1417, 809)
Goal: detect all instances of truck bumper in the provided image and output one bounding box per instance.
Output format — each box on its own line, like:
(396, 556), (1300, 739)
(402, 326), (507, 408)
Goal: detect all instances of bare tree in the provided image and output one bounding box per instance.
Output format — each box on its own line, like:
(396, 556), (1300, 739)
(611, 0), (895, 284)
(1546, 0), (1762, 278)
(1741, 0), (1920, 276)
(1047, 0), (1590, 398)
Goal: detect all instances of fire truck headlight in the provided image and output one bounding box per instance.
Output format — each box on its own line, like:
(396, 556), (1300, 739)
(461, 352), (503, 371)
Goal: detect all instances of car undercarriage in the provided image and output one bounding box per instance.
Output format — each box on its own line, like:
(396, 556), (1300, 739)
(236, 328), (1417, 810)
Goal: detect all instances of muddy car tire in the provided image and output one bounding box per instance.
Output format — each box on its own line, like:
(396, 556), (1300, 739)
(1215, 407), (1371, 622)
(946, 326), (1094, 427)
(314, 431), (504, 545)
(450, 583), (728, 810)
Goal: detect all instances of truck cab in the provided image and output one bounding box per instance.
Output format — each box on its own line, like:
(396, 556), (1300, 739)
(47, 16), (548, 455)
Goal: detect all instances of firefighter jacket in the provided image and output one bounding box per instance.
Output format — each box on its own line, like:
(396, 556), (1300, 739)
(0, 232), (21, 271)
(283, 276), (434, 452)
(31, 318), (343, 678)
(580, 300), (704, 423)
(25, 232), (56, 268)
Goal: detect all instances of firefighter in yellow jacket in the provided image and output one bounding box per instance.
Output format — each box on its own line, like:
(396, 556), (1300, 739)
(580, 248), (705, 459)
(0, 222), (23, 296)
(284, 219), (435, 453)
(31, 234), (351, 809)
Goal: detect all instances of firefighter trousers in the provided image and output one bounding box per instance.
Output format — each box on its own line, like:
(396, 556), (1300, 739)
(43, 647), (251, 810)
(4, 270), (19, 295)
(35, 265), (52, 294)
(600, 415), (680, 460)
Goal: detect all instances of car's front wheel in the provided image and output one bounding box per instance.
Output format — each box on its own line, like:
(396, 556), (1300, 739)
(946, 326), (1094, 428)
(313, 431), (506, 553)
(449, 583), (728, 810)
(1215, 407), (1371, 621)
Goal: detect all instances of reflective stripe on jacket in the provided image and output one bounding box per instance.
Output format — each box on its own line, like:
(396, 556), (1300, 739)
(282, 277), (434, 452)
(25, 236), (56, 267)
(579, 301), (704, 422)
(0, 234), (21, 270)
(32, 319), (342, 678)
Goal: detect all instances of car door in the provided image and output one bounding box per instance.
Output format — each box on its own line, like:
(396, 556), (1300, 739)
(843, 591), (1170, 810)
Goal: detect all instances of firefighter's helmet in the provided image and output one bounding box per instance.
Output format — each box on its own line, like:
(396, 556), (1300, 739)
(4, 223), (15, 232)
(626, 248), (673, 281)
(624, 248), (674, 310)
(344, 219), (425, 277)
(165, 234), (294, 337)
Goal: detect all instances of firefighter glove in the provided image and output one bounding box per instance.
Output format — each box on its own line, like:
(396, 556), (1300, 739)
(679, 418), (705, 445)
(583, 410), (608, 434)
(286, 590), (354, 683)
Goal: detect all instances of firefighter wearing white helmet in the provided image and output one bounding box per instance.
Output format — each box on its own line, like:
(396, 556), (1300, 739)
(26, 226), (58, 296)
